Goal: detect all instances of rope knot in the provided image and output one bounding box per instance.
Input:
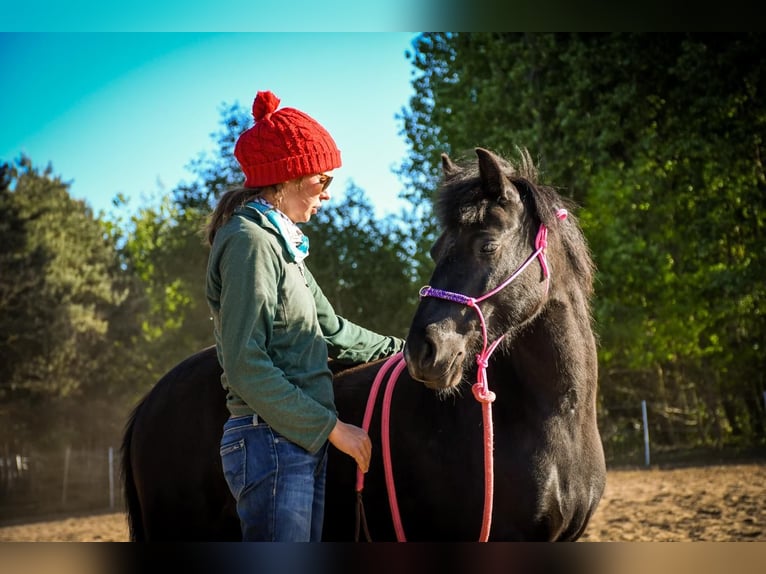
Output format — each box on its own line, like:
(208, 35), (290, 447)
(475, 354), (489, 369)
(472, 383), (496, 404)
(535, 226), (549, 251)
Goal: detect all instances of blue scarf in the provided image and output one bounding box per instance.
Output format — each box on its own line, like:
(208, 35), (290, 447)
(247, 198), (310, 266)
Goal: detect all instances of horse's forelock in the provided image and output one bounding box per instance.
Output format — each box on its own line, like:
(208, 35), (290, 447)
(434, 149), (594, 294)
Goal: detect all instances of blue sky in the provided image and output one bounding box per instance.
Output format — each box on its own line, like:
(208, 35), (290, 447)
(5, 2), (437, 32)
(0, 33), (419, 218)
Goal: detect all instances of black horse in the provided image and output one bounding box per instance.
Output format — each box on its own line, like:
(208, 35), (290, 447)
(122, 147), (606, 541)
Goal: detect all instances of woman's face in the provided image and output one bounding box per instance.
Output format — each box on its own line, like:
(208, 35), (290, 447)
(281, 173), (333, 223)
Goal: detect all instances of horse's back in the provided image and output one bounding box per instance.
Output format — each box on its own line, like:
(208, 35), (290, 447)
(122, 350), (390, 542)
(123, 346), (240, 541)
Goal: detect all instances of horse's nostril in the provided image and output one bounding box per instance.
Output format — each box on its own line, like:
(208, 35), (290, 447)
(405, 329), (439, 371)
(422, 335), (436, 364)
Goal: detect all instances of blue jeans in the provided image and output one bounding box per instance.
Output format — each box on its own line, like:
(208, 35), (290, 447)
(220, 414), (328, 541)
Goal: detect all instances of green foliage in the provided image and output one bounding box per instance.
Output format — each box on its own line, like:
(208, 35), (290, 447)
(305, 183), (417, 338)
(106, 192), (212, 378)
(400, 33), (766, 449)
(0, 157), (146, 447)
(91, 104), (252, 390)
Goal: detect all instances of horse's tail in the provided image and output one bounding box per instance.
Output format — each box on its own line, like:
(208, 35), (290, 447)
(121, 402), (145, 542)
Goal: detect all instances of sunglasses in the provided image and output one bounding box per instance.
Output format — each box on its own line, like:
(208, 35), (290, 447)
(316, 173), (333, 191)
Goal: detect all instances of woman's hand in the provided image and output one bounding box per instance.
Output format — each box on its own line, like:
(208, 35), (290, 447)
(328, 419), (372, 473)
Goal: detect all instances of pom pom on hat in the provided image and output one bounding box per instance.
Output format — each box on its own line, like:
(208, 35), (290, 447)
(252, 90), (280, 121)
(234, 90), (342, 188)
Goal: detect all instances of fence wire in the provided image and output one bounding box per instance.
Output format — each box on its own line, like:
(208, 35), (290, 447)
(0, 445), (120, 522)
(2, 395), (765, 522)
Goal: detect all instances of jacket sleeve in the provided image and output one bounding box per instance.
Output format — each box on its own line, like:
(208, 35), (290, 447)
(214, 229), (336, 453)
(303, 265), (405, 364)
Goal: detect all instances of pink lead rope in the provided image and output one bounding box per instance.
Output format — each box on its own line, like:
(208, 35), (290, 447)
(355, 209), (567, 542)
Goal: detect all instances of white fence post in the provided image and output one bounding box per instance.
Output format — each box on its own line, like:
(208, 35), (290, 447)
(108, 446), (115, 509)
(641, 400), (651, 467)
(62, 445), (72, 505)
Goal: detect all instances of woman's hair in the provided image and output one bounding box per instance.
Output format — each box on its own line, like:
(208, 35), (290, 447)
(205, 185), (283, 245)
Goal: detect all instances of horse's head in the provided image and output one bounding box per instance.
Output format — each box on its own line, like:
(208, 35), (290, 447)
(404, 147), (574, 393)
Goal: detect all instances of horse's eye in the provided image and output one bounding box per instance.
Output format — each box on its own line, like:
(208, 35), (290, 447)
(481, 242), (499, 254)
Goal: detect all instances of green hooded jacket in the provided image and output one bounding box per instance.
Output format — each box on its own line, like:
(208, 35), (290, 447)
(206, 204), (404, 453)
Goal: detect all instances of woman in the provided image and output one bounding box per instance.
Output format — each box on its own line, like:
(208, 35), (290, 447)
(204, 90), (404, 541)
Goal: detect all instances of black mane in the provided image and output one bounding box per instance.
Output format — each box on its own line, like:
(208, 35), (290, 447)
(434, 148), (595, 296)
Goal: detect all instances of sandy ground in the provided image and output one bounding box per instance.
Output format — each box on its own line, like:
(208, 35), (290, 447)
(0, 463), (763, 542)
(579, 462), (764, 542)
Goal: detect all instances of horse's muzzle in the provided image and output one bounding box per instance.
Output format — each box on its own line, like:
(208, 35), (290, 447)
(403, 325), (466, 391)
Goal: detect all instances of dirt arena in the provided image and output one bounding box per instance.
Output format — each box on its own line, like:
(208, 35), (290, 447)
(0, 463), (763, 542)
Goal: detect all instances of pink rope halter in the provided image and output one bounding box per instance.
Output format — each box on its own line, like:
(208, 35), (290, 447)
(355, 209), (567, 542)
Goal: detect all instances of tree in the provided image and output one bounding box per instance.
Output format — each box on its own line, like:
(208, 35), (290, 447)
(108, 192), (212, 381)
(101, 103), (251, 385)
(173, 101), (250, 213)
(0, 157), (145, 446)
(305, 183), (416, 338)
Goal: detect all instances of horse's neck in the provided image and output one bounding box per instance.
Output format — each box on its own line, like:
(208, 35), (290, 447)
(498, 293), (597, 407)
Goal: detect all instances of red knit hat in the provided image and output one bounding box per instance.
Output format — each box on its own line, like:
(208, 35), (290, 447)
(234, 90), (342, 188)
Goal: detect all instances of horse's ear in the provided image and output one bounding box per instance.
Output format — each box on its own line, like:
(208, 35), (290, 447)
(476, 148), (520, 205)
(441, 153), (459, 180)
